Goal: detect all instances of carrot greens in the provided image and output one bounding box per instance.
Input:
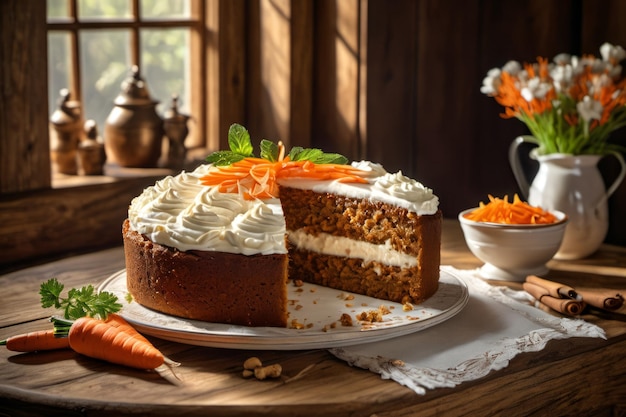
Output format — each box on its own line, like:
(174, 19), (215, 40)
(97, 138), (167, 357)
(39, 278), (122, 321)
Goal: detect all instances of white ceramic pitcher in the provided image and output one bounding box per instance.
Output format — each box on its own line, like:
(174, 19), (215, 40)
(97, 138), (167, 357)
(509, 136), (626, 260)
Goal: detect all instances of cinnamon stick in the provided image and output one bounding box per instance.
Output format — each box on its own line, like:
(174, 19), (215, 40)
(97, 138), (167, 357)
(523, 282), (586, 316)
(576, 288), (624, 312)
(526, 275), (581, 300)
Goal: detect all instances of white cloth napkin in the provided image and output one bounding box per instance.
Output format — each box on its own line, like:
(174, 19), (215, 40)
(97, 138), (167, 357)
(328, 266), (605, 395)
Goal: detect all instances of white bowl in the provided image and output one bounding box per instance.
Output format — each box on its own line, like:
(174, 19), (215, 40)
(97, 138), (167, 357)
(458, 208), (568, 281)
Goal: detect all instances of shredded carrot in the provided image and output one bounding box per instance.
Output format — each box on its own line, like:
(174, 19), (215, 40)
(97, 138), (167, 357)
(68, 316), (164, 370)
(1, 329), (70, 352)
(464, 194), (557, 224)
(201, 156), (368, 200)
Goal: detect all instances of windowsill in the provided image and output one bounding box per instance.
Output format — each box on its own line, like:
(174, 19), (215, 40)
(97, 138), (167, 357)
(52, 165), (175, 189)
(51, 148), (210, 189)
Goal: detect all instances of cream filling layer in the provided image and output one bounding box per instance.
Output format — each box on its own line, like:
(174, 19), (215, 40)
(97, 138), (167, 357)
(287, 229), (417, 268)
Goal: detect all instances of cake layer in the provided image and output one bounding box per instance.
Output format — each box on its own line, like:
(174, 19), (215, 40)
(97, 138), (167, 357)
(287, 248), (438, 303)
(123, 220), (289, 327)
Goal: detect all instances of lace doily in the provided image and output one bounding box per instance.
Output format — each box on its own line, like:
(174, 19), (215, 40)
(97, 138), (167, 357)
(328, 266), (605, 395)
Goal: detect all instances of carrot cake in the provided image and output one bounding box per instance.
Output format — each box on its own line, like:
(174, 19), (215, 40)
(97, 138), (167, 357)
(123, 124), (441, 327)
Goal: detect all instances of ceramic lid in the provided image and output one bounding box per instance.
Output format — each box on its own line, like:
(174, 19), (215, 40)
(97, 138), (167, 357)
(113, 65), (159, 107)
(50, 88), (81, 125)
(163, 94), (190, 124)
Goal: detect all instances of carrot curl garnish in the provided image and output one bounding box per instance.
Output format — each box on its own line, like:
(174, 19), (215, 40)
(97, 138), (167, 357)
(202, 158), (368, 200)
(202, 124), (368, 200)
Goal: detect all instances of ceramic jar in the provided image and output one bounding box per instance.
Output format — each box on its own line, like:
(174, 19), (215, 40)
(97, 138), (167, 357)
(78, 120), (106, 175)
(162, 94), (190, 170)
(50, 89), (82, 175)
(509, 136), (626, 260)
(104, 66), (164, 168)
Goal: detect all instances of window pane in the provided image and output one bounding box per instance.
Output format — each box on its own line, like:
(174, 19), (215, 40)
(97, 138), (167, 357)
(80, 30), (131, 130)
(48, 32), (73, 118)
(47, 0), (71, 22)
(141, 0), (191, 20)
(140, 28), (190, 115)
(78, 0), (132, 21)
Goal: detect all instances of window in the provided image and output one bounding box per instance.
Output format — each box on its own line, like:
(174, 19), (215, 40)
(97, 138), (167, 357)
(46, 0), (206, 151)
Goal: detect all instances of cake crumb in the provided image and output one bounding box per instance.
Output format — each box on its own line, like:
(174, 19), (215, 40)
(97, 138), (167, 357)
(379, 304), (391, 315)
(357, 304), (391, 323)
(339, 313), (353, 327)
(293, 279), (304, 287)
(290, 319), (306, 329)
(402, 302), (414, 311)
(322, 321), (338, 332)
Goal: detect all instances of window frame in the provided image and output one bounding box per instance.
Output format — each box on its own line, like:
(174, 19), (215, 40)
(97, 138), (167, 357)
(46, 0), (207, 150)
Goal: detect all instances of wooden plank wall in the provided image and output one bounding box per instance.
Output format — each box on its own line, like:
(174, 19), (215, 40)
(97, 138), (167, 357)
(0, 0), (50, 193)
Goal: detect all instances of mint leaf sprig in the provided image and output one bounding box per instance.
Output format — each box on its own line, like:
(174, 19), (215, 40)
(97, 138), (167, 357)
(206, 123), (348, 166)
(40, 278), (122, 320)
(288, 147), (348, 165)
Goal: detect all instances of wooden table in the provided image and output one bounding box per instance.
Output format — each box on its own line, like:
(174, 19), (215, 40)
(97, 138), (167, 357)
(1, 219), (625, 416)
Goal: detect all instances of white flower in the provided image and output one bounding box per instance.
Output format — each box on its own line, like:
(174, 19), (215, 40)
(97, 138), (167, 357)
(576, 96), (603, 122)
(502, 60), (522, 75)
(480, 68), (501, 95)
(553, 53), (572, 65)
(569, 56), (586, 76)
(520, 77), (552, 102)
(608, 64), (623, 78)
(600, 42), (626, 64)
(589, 73), (613, 93)
(550, 64), (574, 93)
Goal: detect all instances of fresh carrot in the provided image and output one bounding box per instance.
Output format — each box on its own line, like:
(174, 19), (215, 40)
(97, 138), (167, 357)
(104, 314), (180, 367)
(1, 329), (70, 352)
(465, 194), (557, 224)
(104, 313), (152, 344)
(67, 316), (164, 370)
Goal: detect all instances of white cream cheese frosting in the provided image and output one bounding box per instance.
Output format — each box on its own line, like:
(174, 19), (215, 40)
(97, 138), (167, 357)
(128, 160), (439, 256)
(287, 229), (418, 269)
(128, 164), (287, 255)
(276, 161), (439, 216)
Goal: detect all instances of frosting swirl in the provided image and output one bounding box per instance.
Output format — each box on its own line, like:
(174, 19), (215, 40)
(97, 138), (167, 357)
(129, 165), (287, 255)
(371, 170), (439, 214)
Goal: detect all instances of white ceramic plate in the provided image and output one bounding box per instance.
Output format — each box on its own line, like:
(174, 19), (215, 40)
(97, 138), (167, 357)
(98, 269), (469, 350)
